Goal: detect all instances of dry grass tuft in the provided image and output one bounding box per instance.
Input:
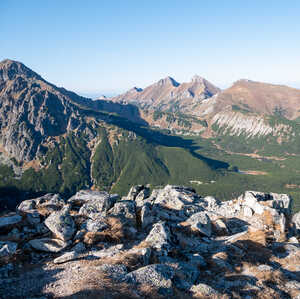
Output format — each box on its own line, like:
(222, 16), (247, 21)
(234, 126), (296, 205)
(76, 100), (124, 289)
(83, 217), (124, 245)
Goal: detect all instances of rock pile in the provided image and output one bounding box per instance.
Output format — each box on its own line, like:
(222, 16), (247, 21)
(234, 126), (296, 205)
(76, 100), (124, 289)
(0, 185), (300, 298)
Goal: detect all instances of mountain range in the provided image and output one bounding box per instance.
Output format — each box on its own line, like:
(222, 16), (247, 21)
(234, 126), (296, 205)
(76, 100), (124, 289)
(1, 59), (300, 212)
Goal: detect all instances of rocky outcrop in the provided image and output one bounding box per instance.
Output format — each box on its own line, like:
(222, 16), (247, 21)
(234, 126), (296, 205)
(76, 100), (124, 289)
(0, 185), (299, 298)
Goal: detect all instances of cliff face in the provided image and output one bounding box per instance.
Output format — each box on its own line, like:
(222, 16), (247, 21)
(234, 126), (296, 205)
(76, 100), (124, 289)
(0, 60), (89, 161)
(0, 185), (300, 298)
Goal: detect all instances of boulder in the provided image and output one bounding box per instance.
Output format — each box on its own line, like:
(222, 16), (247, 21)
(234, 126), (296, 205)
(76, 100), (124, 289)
(29, 238), (68, 253)
(125, 264), (174, 295)
(145, 222), (172, 254)
(126, 185), (145, 201)
(44, 207), (76, 241)
(109, 200), (136, 227)
(153, 185), (198, 210)
(292, 211), (300, 236)
(185, 211), (212, 237)
(81, 217), (108, 232)
(91, 244), (124, 259)
(140, 202), (155, 229)
(35, 193), (66, 212)
(0, 241), (18, 257)
(77, 191), (117, 218)
(135, 187), (151, 208)
(190, 283), (221, 297)
(17, 199), (36, 213)
(0, 214), (22, 229)
(53, 251), (79, 264)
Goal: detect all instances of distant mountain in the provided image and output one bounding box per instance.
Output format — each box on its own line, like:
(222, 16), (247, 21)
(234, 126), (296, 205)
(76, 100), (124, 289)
(199, 79), (300, 120)
(111, 75), (220, 113)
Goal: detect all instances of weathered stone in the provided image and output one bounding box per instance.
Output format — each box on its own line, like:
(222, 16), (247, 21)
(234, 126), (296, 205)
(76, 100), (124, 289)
(44, 207), (76, 241)
(36, 193), (66, 213)
(154, 185), (198, 210)
(109, 200), (136, 227)
(29, 238), (68, 253)
(0, 241), (18, 257)
(81, 217), (108, 232)
(125, 264), (174, 295)
(243, 206), (254, 217)
(91, 244), (124, 259)
(53, 251), (79, 264)
(126, 185), (145, 201)
(190, 283), (221, 297)
(17, 199), (36, 213)
(0, 214), (22, 229)
(292, 211), (300, 236)
(135, 187), (151, 207)
(185, 211), (212, 237)
(140, 202), (154, 229)
(198, 195), (221, 211)
(145, 222), (172, 253)
(213, 218), (229, 235)
(77, 191), (117, 218)
(94, 264), (128, 281)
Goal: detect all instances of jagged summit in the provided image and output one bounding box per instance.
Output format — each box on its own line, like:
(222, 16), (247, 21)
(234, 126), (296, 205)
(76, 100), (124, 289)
(156, 76), (180, 87)
(111, 74), (220, 112)
(191, 74), (205, 83)
(0, 59), (42, 82)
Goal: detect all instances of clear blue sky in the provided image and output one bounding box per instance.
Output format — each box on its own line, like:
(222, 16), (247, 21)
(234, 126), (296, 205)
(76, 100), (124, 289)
(1, 0), (300, 97)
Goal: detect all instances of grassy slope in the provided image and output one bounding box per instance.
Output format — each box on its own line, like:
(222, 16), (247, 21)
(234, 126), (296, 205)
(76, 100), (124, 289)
(187, 136), (300, 212)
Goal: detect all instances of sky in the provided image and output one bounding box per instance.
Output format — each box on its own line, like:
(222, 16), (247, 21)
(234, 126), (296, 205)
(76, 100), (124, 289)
(1, 0), (300, 97)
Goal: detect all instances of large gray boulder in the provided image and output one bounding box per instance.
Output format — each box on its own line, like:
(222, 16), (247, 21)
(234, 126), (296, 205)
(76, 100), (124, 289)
(185, 211), (212, 237)
(153, 185), (198, 210)
(126, 185), (145, 201)
(135, 187), (151, 208)
(108, 200), (136, 227)
(190, 283), (221, 297)
(77, 191), (117, 218)
(35, 193), (66, 212)
(29, 238), (68, 253)
(17, 199), (36, 213)
(145, 222), (172, 253)
(292, 211), (300, 236)
(44, 207), (76, 241)
(53, 251), (79, 264)
(0, 241), (18, 257)
(125, 264), (174, 295)
(81, 216), (108, 232)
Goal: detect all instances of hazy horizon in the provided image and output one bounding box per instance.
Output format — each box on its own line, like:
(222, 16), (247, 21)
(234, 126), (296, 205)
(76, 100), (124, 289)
(1, 0), (300, 96)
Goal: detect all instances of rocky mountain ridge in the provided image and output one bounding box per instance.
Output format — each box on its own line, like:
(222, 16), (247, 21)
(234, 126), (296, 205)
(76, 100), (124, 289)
(0, 185), (300, 298)
(111, 75), (220, 114)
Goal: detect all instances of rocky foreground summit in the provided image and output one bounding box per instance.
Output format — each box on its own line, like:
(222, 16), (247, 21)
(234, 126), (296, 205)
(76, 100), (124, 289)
(1, 185), (300, 298)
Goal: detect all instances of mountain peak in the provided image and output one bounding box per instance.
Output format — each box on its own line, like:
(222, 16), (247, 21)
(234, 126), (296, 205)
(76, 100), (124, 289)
(191, 74), (205, 83)
(156, 76), (179, 87)
(0, 59), (40, 81)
